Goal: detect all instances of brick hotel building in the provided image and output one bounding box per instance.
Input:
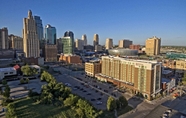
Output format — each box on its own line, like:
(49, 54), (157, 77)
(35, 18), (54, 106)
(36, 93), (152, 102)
(95, 56), (162, 100)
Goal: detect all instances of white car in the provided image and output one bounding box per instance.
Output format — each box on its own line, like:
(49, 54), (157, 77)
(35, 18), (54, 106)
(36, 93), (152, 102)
(65, 83), (71, 87)
(96, 101), (102, 105)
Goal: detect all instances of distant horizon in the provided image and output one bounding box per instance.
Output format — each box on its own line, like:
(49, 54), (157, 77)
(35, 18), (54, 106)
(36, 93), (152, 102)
(0, 0), (186, 46)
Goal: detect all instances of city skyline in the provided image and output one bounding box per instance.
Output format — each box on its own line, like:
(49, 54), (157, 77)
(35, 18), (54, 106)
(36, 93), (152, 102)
(0, 0), (186, 46)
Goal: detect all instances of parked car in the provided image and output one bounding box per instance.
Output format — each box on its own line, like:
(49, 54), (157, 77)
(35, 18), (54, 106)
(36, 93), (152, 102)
(96, 101), (102, 105)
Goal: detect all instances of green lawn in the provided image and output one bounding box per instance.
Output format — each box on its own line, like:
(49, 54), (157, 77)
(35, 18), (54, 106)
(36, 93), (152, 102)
(13, 98), (76, 118)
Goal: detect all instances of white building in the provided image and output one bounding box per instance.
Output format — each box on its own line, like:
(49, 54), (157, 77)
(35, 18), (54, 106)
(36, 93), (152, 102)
(0, 67), (17, 80)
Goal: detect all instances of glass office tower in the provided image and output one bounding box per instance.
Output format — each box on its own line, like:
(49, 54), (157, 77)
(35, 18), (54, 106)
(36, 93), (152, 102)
(45, 24), (56, 44)
(34, 16), (43, 41)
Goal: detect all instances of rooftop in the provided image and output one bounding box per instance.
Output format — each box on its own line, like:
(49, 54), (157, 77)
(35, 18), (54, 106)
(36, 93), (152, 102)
(102, 56), (159, 64)
(0, 67), (16, 72)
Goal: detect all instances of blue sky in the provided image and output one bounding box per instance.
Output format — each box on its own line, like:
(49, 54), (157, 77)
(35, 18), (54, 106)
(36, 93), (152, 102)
(0, 0), (186, 46)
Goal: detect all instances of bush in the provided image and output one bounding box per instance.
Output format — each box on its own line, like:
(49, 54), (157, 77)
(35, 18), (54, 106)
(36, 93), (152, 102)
(20, 78), (25, 84)
(2, 80), (7, 85)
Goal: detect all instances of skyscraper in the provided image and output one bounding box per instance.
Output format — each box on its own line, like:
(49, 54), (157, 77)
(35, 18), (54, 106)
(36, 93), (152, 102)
(145, 36), (161, 56)
(61, 37), (73, 55)
(75, 39), (84, 50)
(82, 34), (87, 45)
(105, 38), (113, 49)
(45, 24), (56, 44)
(0, 27), (9, 49)
(23, 10), (40, 57)
(34, 16), (43, 41)
(118, 39), (133, 48)
(93, 34), (99, 46)
(64, 31), (74, 53)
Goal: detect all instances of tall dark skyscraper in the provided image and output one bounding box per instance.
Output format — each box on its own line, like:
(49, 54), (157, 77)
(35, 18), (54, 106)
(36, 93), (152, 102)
(45, 24), (56, 44)
(93, 34), (99, 46)
(34, 16), (43, 41)
(0, 27), (9, 49)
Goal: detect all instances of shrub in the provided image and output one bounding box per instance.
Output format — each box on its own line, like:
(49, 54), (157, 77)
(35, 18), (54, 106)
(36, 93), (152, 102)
(20, 78), (25, 84)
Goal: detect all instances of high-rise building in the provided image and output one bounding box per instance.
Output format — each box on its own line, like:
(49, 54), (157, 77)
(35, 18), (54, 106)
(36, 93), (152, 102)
(118, 39), (133, 48)
(9, 35), (23, 50)
(34, 16), (43, 41)
(61, 37), (73, 55)
(56, 38), (63, 54)
(75, 39), (84, 50)
(105, 38), (113, 49)
(97, 56), (162, 100)
(23, 10), (40, 57)
(45, 24), (56, 44)
(43, 44), (57, 62)
(145, 36), (161, 56)
(64, 31), (74, 52)
(82, 34), (87, 45)
(0, 27), (9, 49)
(93, 34), (99, 46)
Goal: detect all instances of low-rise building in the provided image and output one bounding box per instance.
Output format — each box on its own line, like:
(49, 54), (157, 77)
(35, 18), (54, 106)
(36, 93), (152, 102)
(129, 44), (140, 50)
(175, 60), (186, 73)
(59, 55), (82, 64)
(0, 67), (17, 80)
(85, 61), (101, 77)
(23, 57), (44, 66)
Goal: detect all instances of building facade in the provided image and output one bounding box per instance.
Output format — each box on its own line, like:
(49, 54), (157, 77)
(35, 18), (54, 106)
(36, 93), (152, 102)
(34, 16), (43, 41)
(61, 37), (73, 55)
(118, 39), (133, 48)
(93, 34), (99, 47)
(56, 38), (63, 54)
(75, 39), (84, 50)
(175, 60), (186, 73)
(95, 45), (103, 52)
(43, 44), (57, 62)
(96, 56), (162, 100)
(23, 10), (40, 57)
(45, 24), (56, 44)
(129, 44), (140, 50)
(82, 34), (87, 45)
(85, 62), (101, 77)
(9, 35), (23, 50)
(59, 55), (82, 64)
(145, 36), (161, 56)
(0, 27), (9, 49)
(105, 38), (113, 50)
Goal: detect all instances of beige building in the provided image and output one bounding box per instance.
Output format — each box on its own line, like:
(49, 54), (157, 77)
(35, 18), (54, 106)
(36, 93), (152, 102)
(93, 34), (99, 46)
(118, 39), (132, 48)
(23, 10), (40, 57)
(175, 60), (186, 73)
(95, 45), (103, 52)
(0, 27), (9, 49)
(75, 39), (84, 50)
(85, 62), (101, 77)
(82, 34), (87, 45)
(96, 56), (162, 100)
(145, 36), (161, 56)
(43, 44), (57, 62)
(105, 38), (113, 49)
(9, 35), (23, 50)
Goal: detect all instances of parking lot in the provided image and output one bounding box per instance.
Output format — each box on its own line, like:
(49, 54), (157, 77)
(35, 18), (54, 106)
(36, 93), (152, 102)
(55, 74), (108, 110)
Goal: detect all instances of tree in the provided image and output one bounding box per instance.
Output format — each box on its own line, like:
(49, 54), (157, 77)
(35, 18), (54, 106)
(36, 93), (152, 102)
(25, 78), (29, 83)
(107, 96), (116, 111)
(119, 96), (128, 108)
(116, 99), (120, 109)
(21, 65), (32, 76)
(5, 103), (16, 118)
(3, 85), (10, 98)
(76, 108), (84, 118)
(64, 94), (78, 106)
(182, 73), (186, 85)
(20, 78), (25, 84)
(2, 80), (7, 85)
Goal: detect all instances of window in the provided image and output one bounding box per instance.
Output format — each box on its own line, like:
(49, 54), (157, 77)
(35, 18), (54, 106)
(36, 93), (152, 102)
(10, 72), (13, 74)
(4, 73), (8, 75)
